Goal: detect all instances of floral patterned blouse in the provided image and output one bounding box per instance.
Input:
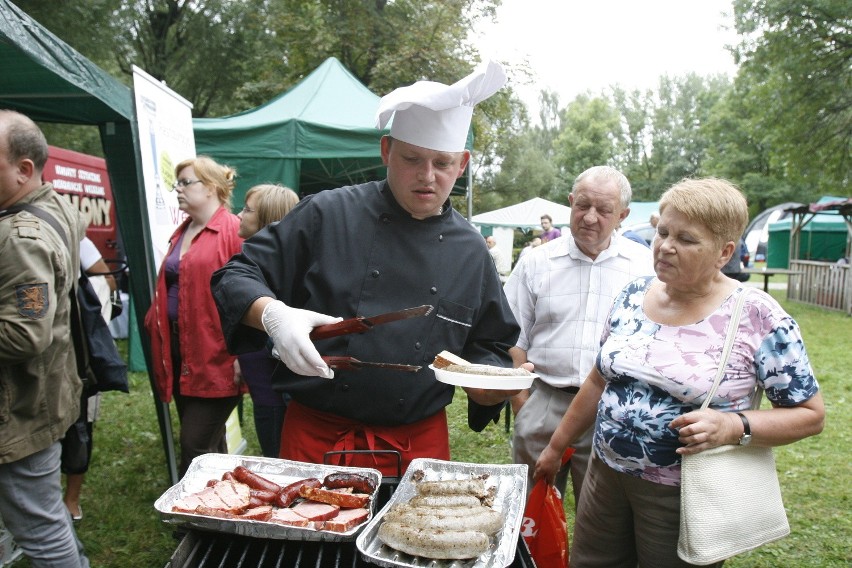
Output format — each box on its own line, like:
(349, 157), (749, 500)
(593, 276), (819, 487)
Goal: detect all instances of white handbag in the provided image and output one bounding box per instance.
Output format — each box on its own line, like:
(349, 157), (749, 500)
(677, 289), (790, 565)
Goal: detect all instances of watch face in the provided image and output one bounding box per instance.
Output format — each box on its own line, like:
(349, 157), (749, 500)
(739, 434), (753, 446)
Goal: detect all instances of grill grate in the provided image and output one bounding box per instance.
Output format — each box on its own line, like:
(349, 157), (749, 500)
(167, 530), (537, 568)
(165, 479), (537, 568)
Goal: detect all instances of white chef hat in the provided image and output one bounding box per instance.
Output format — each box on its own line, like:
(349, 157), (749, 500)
(375, 60), (507, 153)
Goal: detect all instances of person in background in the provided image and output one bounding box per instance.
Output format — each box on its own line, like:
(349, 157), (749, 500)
(535, 178), (824, 567)
(61, 236), (117, 522)
(234, 183), (300, 458)
(516, 236), (541, 263)
(212, 61), (523, 476)
(504, 166), (654, 504)
(721, 236), (751, 282)
(539, 213), (561, 243)
(485, 235), (510, 283)
(0, 109), (90, 566)
(144, 156), (245, 477)
(620, 223), (651, 248)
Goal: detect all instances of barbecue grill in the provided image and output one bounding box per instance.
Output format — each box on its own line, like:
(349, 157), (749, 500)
(165, 479), (537, 568)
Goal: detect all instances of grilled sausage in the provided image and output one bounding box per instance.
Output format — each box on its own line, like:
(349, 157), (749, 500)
(275, 478), (322, 508)
(415, 478), (488, 498)
(231, 466), (282, 494)
(384, 504), (503, 535)
(249, 489), (279, 506)
(322, 472), (377, 495)
(377, 522), (489, 560)
(407, 494), (482, 508)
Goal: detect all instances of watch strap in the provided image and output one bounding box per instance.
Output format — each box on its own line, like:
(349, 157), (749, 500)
(736, 412), (751, 444)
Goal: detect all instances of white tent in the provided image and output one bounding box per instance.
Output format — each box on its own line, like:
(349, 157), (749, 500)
(471, 197), (571, 270)
(622, 201), (660, 228)
(471, 197), (571, 229)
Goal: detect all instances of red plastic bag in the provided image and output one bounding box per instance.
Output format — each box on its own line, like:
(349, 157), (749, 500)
(521, 449), (573, 567)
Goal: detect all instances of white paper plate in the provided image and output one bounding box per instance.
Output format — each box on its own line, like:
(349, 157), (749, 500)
(429, 365), (536, 389)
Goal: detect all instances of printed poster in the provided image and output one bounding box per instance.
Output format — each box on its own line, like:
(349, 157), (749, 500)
(132, 65), (195, 270)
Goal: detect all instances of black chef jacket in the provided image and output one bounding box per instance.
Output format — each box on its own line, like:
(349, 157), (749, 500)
(212, 181), (520, 431)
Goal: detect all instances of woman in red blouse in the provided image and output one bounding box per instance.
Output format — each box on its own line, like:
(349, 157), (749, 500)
(145, 156), (245, 477)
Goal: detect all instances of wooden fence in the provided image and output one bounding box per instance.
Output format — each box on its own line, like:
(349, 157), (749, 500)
(788, 260), (851, 315)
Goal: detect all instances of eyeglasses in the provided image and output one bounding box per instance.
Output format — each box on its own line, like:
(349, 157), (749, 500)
(240, 205), (256, 214)
(172, 179), (201, 190)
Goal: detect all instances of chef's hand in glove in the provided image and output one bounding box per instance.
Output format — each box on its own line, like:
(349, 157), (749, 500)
(261, 300), (342, 379)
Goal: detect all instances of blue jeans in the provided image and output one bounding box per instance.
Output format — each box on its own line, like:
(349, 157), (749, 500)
(0, 442), (89, 567)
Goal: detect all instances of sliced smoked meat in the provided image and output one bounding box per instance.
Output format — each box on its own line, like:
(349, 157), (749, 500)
(291, 500), (340, 522)
(320, 507), (370, 533)
(299, 485), (370, 509)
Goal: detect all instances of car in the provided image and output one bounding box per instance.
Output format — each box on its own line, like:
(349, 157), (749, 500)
(624, 222), (656, 246)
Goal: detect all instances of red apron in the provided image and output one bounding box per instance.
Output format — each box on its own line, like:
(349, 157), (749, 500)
(279, 401), (450, 477)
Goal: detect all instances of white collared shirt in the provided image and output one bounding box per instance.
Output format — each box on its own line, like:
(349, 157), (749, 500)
(503, 233), (655, 388)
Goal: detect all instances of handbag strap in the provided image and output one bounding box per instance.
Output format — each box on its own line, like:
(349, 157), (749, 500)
(700, 288), (751, 411)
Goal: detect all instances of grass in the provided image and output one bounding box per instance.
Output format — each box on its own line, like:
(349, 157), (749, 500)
(10, 293), (849, 567)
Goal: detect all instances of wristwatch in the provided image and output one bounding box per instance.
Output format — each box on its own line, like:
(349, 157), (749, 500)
(736, 412), (752, 446)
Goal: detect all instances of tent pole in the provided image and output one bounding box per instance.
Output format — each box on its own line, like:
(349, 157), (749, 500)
(466, 165), (473, 220)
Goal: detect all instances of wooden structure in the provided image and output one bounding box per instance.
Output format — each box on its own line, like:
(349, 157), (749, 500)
(783, 199), (852, 315)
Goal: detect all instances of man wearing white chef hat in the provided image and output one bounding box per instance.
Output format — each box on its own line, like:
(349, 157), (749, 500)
(213, 60), (527, 476)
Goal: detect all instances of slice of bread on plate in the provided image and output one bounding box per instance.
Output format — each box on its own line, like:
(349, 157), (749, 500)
(432, 350), (470, 369)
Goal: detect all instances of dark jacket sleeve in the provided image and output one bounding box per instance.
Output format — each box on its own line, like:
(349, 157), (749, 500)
(211, 250), (275, 355)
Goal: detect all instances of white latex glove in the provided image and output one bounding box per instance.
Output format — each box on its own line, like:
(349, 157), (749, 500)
(261, 300), (342, 379)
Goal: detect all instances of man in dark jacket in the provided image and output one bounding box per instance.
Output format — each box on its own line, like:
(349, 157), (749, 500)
(212, 61), (524, 475)
(0, 109), (89, 566)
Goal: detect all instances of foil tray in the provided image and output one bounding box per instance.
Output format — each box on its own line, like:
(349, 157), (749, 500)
(154, 453), (382, 542)
(356, 458), (527, 568)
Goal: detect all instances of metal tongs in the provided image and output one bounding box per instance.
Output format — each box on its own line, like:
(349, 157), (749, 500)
(322, 356), (421, 372)
(309, 304), (433, 340)
(310, 304), (434, 373)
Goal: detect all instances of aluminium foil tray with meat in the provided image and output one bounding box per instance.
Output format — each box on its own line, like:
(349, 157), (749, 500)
(154, 453), (382, 542)
(356, 458), (527, 568)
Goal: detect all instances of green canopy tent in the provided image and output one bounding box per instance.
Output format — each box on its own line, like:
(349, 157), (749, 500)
(766, 196), (851, 268)
(0, 0), (179, 482)
(193, 57), (469, 206)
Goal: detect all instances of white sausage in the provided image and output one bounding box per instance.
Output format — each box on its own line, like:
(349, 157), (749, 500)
(415, 478), (487, 497)
(377, 521), (490, 560)
(384, 505), (503, 535)
(407, 494), (482, 508)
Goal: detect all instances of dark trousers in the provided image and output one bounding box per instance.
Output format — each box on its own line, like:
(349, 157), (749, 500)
(171, 330), (240, 477)
(173, 391), (240, 477)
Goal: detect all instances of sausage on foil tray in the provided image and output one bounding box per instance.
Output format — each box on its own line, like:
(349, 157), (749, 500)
(171, 468), (376, 533)
(377, 471), (505, 560)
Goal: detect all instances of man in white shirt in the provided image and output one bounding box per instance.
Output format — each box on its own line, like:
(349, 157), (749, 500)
(485, 235), (510, 283)
(503, 165), (654, 504)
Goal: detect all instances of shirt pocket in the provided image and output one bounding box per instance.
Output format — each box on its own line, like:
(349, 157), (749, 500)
(424, 299), (474, 360)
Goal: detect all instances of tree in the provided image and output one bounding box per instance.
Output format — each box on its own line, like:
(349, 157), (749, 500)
(732, 0), (851, 193)
(12, 0), (524, 190)
(13, 0), (274, 117)
(553, 93), (622, 182)
(702, 80), (815, 213)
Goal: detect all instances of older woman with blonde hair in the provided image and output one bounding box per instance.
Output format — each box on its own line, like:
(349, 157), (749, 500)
(234, 183), (300, 457)
(535, 178), (824, 567)
(145, 155), (245, 477)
